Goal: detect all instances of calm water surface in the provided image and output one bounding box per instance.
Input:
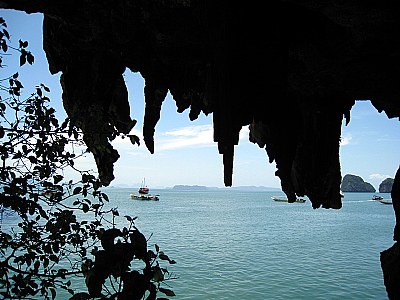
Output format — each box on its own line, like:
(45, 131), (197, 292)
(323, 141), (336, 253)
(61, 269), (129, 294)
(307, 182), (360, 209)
(96, 189), (394, 300)
(4, 189), (393, 299)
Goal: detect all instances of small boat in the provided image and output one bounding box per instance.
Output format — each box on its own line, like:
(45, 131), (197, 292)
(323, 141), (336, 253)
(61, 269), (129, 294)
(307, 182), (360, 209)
(130, 193), (159, 201)
(271, 196), (306, 203)
(138, 178), (150, 194)
(372, 195), (384, 201)
(41, 189), (62, 196)
(378, 199), (392, 205)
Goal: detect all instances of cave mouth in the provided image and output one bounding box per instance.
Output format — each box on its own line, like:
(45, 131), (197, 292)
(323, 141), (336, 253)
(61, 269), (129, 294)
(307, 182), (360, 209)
(339, 100), (400, 192)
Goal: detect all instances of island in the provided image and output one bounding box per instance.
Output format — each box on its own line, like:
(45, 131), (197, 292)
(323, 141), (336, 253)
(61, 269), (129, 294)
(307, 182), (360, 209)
(379, 178), (394, 193)
(341, 174), (375, 192)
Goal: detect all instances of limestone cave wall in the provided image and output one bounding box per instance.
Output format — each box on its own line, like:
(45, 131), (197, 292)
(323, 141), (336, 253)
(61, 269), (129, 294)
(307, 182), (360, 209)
(1, 1), (399, 298)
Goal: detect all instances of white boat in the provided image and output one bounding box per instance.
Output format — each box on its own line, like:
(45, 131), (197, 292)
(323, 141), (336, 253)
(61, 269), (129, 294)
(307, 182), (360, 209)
(271, 196), (306, 203)
(130, 193), (159, 201)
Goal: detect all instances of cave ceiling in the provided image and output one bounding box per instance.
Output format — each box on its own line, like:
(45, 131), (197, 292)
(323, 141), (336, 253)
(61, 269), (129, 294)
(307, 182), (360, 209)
(1, 0), (400, 211)
(2, 1), (400, 298)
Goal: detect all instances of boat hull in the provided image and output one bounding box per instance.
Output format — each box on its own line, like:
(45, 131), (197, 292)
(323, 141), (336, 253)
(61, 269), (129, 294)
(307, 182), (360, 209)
(271, 196), (306, 203)
(131, 194), (159, 201)
(378, 199), (392, 205)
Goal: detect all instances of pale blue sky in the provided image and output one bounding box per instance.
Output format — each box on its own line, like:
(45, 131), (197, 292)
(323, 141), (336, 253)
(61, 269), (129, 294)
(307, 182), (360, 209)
(1, 10), (399, 190)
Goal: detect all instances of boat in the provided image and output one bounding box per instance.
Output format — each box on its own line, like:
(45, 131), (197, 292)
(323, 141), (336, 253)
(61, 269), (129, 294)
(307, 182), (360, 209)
(378, 199), (393, 205)
(271, 196), (306, 203)
(130, 193), (159, 201)
(372, 195), (384, 201)
(138, 178), (150, 194)
(131, 178), (159, 200)
(41, 189), (62, 196)
(340, 190), (344, 198)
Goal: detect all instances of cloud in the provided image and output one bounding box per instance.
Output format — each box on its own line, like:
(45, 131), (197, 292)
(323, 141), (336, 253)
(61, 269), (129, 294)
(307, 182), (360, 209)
(239, 126), (249, 141)
(369, 173), (392, 180)
(111, 124), (251, 153)
(157, 124), (214, 150)
(340, 134), (352, 146)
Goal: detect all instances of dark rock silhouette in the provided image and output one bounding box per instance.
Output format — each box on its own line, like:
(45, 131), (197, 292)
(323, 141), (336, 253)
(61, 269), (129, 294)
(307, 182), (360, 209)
(1, 1), (400, 298)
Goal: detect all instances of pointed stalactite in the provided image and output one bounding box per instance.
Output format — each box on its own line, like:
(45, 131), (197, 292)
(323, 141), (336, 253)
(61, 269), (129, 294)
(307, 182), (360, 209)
(108, 75), (136, 134)
(218, 143), (234, 187)
(143, 81), (168, 154)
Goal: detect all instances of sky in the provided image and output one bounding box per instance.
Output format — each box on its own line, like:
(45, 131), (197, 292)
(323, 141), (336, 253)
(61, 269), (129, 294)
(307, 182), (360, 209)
(1, 10), (400, 190)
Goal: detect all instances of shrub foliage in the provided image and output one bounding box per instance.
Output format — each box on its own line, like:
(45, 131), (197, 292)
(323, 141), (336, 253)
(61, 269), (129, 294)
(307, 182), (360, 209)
(0, 17), (175, 299)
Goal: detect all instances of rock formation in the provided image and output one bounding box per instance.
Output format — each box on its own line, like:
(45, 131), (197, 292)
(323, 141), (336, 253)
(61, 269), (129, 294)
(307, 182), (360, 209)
(1, 1), (400, 298)
(380, 178), (395, 193)
(341, 174), (375, 193)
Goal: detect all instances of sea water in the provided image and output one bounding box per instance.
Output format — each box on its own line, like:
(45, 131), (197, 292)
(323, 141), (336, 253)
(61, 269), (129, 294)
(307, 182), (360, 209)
(102, 189), (394, 300)
(4, 189), (395, 299)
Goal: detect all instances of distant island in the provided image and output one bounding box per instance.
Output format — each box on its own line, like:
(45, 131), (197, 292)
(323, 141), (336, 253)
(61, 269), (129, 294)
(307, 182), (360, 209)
(341, 174), (394, 193)
(341, 174), (375, 192)
(172, 185), (209, 190)
(172, 185), (280, 191)
(379, 178), (394, 193)
(109, 176), (394, 193)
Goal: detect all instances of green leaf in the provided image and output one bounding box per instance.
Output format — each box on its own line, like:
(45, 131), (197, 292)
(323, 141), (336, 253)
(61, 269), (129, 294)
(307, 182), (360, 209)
(19, 39), (28, 48)
(34, 260), (40, 270)
(128, 134), (140, 146)
(73, 186), (82, 195)
(3, 28), (10, 39)
(1, 40), (8, 52)
(101, 192), (109, 202)
(92, 203), (101, 210)
(49, 254), (58, 262)
(153, 268), (164, 282)
(27, 52), (34, 65)
(68, 292), (91, 300)
(159, 254), (169, 260)
(159, 253), (176, 264)
(159, 287), (176, 297)
(53, 175), (63, 184)
(19, 52), (26, 66)
(50, 288), (56, 300)
(82, 203), (89, 213)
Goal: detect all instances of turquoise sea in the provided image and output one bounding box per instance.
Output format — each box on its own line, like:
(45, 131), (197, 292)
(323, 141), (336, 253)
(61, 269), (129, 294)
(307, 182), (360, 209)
(3, 189), (395, 299)
(96, 189), (394, 300)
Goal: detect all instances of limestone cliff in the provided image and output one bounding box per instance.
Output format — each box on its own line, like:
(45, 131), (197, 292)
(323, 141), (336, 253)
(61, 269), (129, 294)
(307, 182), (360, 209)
(341, 174), (375, 193)
(379, 178), (394, 193)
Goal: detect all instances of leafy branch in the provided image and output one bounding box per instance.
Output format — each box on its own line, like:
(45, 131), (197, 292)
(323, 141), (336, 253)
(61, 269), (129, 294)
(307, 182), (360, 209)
(0, 17), (176, 300)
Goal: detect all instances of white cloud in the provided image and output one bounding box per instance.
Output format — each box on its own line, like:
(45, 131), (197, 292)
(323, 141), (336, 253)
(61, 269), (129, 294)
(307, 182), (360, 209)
(369, 173), (391, 180)
(158, 124), (214, 150)
(239, 126), (250, 141)
(111, 124), (250, 153)
(340, 134), (352, 146)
